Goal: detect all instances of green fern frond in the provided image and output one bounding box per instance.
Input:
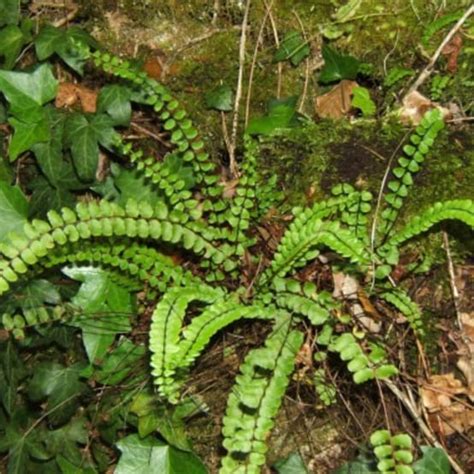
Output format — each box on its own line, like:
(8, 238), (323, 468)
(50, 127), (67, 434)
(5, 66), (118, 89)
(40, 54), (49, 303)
(272, 277), (337, 326)
(379, 288), (424, 334)
(220, 316), (303, 473)
(261, 220), (370, 284)
(378, 109), (444, 239)
(159, 297), (275, 402)
(43, 242), (200, 293)
(329, 333), (398, 383)
(332, 184), (373, 243)
(149, 284), (225, 400)
(381, 199), (474, 251)
(0, 199), (236, 294)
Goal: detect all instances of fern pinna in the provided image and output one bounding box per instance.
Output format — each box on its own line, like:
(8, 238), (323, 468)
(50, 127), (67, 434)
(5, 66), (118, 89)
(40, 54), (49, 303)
(0, 39), (473, 473)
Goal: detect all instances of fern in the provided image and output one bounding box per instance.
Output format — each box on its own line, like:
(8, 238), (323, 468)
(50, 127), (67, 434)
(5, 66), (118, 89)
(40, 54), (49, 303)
(379, 288), (424, 335)
(220, 317), (303, 473)
(378, 109), (445, 240)
(370, 429), (413, 473)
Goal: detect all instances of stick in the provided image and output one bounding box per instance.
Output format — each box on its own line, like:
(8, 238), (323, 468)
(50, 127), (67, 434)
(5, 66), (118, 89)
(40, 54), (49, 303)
(406, 4), (474, 95)
(383, 379), (465, 474)
(229, 0), (251, 178)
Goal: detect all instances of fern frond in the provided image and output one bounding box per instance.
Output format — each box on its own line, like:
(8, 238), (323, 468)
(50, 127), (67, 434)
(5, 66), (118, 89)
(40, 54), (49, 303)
(332, 184), (372, 244)
(149, 284), (225, 400)
(43, 242), (200, 293)
(329, 333), (398, 383)
(379, 288), (424, 334)
(0, 199), (236, 295)
(87, 48), (219, 187)
(272, 277), (337, 326)
(378, 109), (444, 239)
(261, 220), (370, 284)
(220, 316), (303, 473)
(382, 199), (474, 251)
(159, 297), (275, 402)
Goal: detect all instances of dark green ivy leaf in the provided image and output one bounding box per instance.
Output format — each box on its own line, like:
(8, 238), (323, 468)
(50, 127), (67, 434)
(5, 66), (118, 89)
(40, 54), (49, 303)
(0, 180), (28, 242)
(28, 361), (88, 426)
(273, 452), (308, 473)
(413, 446), (451, 474)
(319, 44), (360, 84)
(0, 0), (20, 27)
(28, 176), (76, 217)
(0, 64), (58, 122)
(97, 84), (132, 125)
(0, 25), (26, 69)
(115, 434), (207, 474)
(8, 114), (50, 160)
(274, 31), (310, 66)
(204, 84), (233, 112)
(35, 25), (98, 74)
(246, 96), (299, 136)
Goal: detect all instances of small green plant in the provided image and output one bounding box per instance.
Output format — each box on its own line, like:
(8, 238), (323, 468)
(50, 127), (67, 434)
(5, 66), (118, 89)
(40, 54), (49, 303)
(338, 430), (452, 473)
(0, 16), (473, 474)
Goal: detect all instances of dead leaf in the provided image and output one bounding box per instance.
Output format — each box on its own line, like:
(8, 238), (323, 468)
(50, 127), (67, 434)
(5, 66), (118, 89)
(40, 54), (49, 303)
(399, 91), (451, 125)
(421, 373), (474, 435)
(442, 33), (462, 73)
(333, 272), (381, 333)
(315, 80), (358, 119)
(55, 82), (97, 113)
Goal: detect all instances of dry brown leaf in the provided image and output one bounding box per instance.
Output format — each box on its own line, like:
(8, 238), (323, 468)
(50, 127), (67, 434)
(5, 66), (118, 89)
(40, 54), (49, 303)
(55, 82), (97, 113)
(315, 80), (358, 119)
(421, 373), (474, 435)
(442, 33), (462, 73)
(399, 91), (451, 125)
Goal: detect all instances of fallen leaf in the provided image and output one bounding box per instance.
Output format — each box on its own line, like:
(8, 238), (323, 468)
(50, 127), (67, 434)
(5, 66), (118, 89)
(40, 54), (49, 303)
(442, 34), (462, 73)
(315, 79), (358, 119)
(399, 91), (451, 125)
(55, 82), (97, 113)
(421, 373), (474, 436)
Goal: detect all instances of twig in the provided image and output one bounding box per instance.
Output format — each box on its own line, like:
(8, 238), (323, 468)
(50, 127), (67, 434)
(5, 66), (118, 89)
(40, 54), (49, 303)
(229, 0), (251, 178)
(442, 231), (469, 347)
(293, 10), (310, 114)
(173, 26), (241, 57)
(244, 0), (273, 128)
(52, 5), (79, 27)
(264, 0), (282, 98)
(383, 379), (465, 474)
(406, 4), (474, 95)
(130, 122), (172, 147)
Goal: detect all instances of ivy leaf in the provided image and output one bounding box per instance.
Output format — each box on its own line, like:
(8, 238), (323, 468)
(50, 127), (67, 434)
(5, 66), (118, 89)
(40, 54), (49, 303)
(351, 86), (376, 116)
(94, 338), (145, 386)
(0, 180), (28, 242)
(112, 164), (162, 206)
(319, 45), (360, 84)
(0, 0), (20, 27)
(64, 267), (134, 363)
(97, 84), (132, 125)
(204, 84), (233, 112)
(0, 64), (58, 122)
(43, 417), (88, 466)
(64, 113), (118, 182)
(115, 434), (207, 474)
(35, 25), (97, 74)
(64, 113), (99, 181)
(274, 31), (310, 66)
(247, 96), (299, 136)
(334, 452), (378, 473)
(28, 176), (76, 216)
(28, 361), (88, 426)
(0, 25), (26, 69)
(8, 114), (50, 160)
(273, 452), (308, 473)
(413, 447), (451, 474)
